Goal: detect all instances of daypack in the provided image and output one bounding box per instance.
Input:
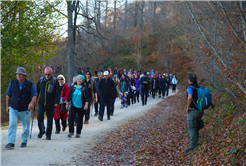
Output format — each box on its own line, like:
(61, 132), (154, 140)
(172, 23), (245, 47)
(189, 85), (212, 112)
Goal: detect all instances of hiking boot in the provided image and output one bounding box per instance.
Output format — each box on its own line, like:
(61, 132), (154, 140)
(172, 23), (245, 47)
(37, 131), (45, 138)
(84, 120), (89, 124)
(67, 133), (74, 138)
(110, 112), (113, 116)
(126, 104), (128, 108)
(186, 147), (195, 153)
(107, 117), (110, 120)
(20, 143), (27, 147)
(142, 103), (144, 106)
(159, 96), (161, 98)
(162, 96), (164, 99)
(121, 106), (123, 109)
(98, 117), (103, 121)
(55, 131), (60, 134)
(94, 112), (98, 116)
(75, 134), (80, 138)
(5, 143), (14, 149)
(46, 136), (51, 140)
(62, 127), (66, 132)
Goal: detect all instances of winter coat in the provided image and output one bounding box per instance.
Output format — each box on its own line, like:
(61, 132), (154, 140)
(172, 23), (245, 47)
(134, 78), (141, 92)
(160, 78), (167, 88)
(151, 78), (159, 90)
(119, 79), (129, 93)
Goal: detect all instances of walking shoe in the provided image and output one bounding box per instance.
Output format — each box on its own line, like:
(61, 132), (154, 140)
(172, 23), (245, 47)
(75, 134), (80, 138)
(94, 112), (98, 116)
(145, 103), (147, 105)
(55, 131), (60, 134)
(107, 117), (110, 120)
(142, 103), (144, 106)
(37, 131), (45, 138)
(5, 143), (14, 149)
(98, 117), (103, 121)
(186, 147), (195, 153)
(62, 127), (66, 131)
(121, 106), (123, 109)
(110, 112), (113, 116)
(20, 143), (27, 147)
(159, 96), (161, 98)
(162, 96), (164, 99)
(67, 133), (74, 138)
(46, 136), (51, 140)
(126, 104), (128, 108)
(84, 120), (89, 124)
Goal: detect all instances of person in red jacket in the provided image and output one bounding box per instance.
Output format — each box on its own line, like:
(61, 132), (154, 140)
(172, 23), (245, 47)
(54, 75), (69, 134)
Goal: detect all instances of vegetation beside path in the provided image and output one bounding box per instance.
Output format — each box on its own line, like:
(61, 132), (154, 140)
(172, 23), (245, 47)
(77, 86), (245, 165)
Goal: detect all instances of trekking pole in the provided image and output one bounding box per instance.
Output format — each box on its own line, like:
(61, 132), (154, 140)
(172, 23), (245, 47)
(30, 105), (35, 139)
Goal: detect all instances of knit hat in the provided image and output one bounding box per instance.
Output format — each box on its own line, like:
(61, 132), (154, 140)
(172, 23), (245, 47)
(57, 74), (65, 85)
(76, 75), (85, 82)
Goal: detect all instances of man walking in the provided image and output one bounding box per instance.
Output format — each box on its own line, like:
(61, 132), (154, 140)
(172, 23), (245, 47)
(94, 72), (103, 116)
(37, 67), (60, 140)
(98, 71), (115, 121)
(140, 72), (150, 106)
(5, 67), (37, 148)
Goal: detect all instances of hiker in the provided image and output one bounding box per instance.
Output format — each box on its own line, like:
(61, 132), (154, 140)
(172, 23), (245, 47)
(172, 75), (178, 93)
(98, 71), (115, 121)
(114, 67), (118, 80)
(110, 77), (118, 116)
(158, 73), (162, 98)
(151, 74), (159, 99)
(84, 71), (97, 124)
(94, 72), (103, 116)
(118, 68), (122, 80)
(119, 74), (129, 109)
(128, 73), (135, 105)
(5, 67), (38, 148)
(134, 74), (141, 103)
(160, 74), (167, 99)
(66, 75), (89, 138)
(54, 75), (69, 134)
(37, 67), (60, 140)
(140, 72), (150, 106)
(186, 73), (215, 152)
(165, 74), (170, 96)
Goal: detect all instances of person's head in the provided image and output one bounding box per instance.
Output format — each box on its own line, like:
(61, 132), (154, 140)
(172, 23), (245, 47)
(115, 67), (117, 69)
(128, 73), (132, 78)
(121, 74), (126, 79)
(98, 72), (103, 80)
(188, 73), (197, 84)
(162, 75), (165, 79)
(144, 72), (147, 76)
(44, 67), (53, 80)
(85, 70), (91, 79)
(15, 67), (27, 83)
(151, 68), (153, 71)
(57, 75), (65, 86)
(135, 74), (138, 79)
(158, 73), (161, 77)
(173, 75), (176, 78)
(73, 76), (77, 83)
(104, 71), (109, 80)
(76, 75), (85, 86)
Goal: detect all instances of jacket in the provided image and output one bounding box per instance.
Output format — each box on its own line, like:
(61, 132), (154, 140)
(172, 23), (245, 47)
(95, 78), (102, 96)
(67, 85), (90, 108)
(151, 78), (159, 90)
(99, 77), (114, 96)
(140, 76), (150, 89)
(119, 79), (129, 93)
(37, 76), (60, 107)
(160, 78), (167, 88)
(134, 78), (141, 92)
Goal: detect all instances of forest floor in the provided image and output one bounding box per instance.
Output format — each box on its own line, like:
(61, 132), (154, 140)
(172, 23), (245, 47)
(1, 88), (178, 166)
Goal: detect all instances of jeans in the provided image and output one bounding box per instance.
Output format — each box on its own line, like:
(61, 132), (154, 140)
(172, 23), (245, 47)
(110, 97), (116, 115)
(37, 104), (55, 137)
(99, 95), (111, 119)
(8, 107), (31, 144)
(187, 109), (203, 148)
(68, 106), (85, 134)
(141, 88), (148, 105)
(161, 88), (166, 97)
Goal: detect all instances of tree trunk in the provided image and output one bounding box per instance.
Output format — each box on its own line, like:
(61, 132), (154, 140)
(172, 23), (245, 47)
(134, 1), (138, 27)
(97, 1), (101, 31)
(153, 1), (156, 36)
(124, 0), (127, 35)
(105, 0), (108, 28)
(113, 0), (116, 31)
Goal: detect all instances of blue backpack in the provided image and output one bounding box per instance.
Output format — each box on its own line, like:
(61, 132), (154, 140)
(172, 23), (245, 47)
(189, 85), (212, 112)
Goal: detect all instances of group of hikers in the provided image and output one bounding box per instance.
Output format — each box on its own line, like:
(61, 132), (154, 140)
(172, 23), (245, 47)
(5, 66), (216, 154)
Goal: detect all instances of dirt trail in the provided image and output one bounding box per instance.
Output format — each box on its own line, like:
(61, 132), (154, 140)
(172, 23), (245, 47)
(1, 89), (177, 166)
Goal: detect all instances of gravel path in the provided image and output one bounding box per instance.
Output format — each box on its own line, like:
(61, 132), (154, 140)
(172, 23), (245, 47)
(1, 89), (177, 166)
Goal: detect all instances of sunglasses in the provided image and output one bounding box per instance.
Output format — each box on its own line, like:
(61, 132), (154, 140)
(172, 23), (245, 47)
(45, 74), (51, 76)
(86, 74), (90, 75)
(58, 78), (64, 81)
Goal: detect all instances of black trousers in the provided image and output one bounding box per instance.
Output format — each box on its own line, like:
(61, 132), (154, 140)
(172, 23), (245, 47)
(99, 95), (111, 119)
(158, 88), (162, 97)
(151, 89), (156, 98)
(37, 104), (55, 137)
(110, 97), (116, 114)
(141, 88), (148, 105)
(68, 106), (85, 134)
(129, 90), (134, 105)
(172, 84), (177, 92)
(85, 98), (92, 121)
(134, 91), (140, 102)
(55, 119), (66, 132)
(166, 85), (169, 96)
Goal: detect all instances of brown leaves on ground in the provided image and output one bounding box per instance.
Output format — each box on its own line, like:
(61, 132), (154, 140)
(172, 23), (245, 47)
(77, 86), (246, 165)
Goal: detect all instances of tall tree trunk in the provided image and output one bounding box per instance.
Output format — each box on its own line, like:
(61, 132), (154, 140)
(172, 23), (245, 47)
(113, 0), (116, 31)
(153, 1), (156, 36)
(140, 1), (144, 32)
(105, 0), (108, 28)
(86, 1), (89, 32)
(124, 0), (127, 35)
(134, 1), (138, 27)
(67, 1), (75, 85)
(97, 1), (101, 31)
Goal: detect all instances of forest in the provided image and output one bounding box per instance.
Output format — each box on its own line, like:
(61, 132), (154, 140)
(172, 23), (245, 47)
(1, 0), (246, 164)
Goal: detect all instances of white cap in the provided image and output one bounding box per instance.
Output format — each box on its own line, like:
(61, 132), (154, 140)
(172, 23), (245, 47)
(147, 72), (150, 74)
(104, 71), (109, 75)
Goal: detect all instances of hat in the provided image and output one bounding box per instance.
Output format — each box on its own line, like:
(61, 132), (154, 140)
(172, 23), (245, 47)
(147, 72), (150, 75)
(57, 75), (65, 84)
(144, 72), (147, 75)
(104, 71), (109, 75)
(76, 75), (85, 82)
(15, 67), (27, 76)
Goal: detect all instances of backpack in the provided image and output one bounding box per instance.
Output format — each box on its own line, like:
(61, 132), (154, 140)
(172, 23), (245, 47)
(189, 85), (212, 112)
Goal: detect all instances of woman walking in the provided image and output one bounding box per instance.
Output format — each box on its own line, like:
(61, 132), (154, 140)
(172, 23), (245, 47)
(66, 75), (89, 138)
(54, 75), (69, 134)
(160, 75), (167, 99)
(171, 75), (178, 93)
(119, 74), (129, 109)
(134, 74), (140, 103)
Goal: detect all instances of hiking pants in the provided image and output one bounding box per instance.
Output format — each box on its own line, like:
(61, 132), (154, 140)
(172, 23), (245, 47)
(161, 88), (166, 97)
(187, 109), (203, 148)
(99, 95), (111, 119)
(37, 104), (55, 137)
(8, 107), (31, 144)
(141, 88), (148, 105)
(166, 85), (169, 96)
(68, 106), (85, 134)
(84, 98), (92, 121)
(158, 88), (162, 97)
(172, 84), (177, 92)
(110, 97), (116, 115)
(95, 95), (101, 114)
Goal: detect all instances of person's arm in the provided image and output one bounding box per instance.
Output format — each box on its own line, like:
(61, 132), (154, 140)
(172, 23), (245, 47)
(186, 87), (194, 113)
(54, 79), (60, 106)
(28, 83), (38, 110)
(93, 80), (98, 103)
(6, 95), (11, 114)
(63, 84), (70, 101)
(84, 87), (90, 110)
(37, 79), (40, 98)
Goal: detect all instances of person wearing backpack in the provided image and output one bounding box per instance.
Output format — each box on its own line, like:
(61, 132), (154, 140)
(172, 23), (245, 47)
(5, 67), (38, 148)
(186, 73), (215, 152)
(66, 75), (89, 138)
